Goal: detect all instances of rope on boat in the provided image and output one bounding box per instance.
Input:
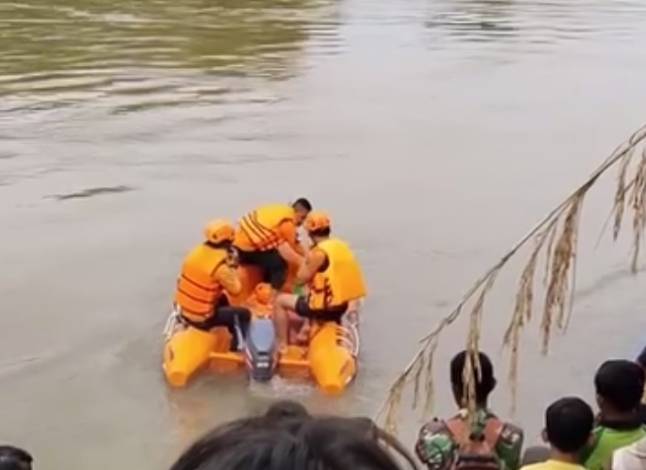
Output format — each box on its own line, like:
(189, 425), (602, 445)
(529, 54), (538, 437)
(163, 306), (181, 341)
(335, 323), (360, 357)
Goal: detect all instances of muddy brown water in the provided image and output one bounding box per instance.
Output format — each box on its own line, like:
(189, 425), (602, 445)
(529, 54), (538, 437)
(1, 0), (646, 468)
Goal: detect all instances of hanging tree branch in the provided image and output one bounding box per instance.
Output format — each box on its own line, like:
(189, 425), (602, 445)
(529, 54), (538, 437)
(377, 123), (646, 433)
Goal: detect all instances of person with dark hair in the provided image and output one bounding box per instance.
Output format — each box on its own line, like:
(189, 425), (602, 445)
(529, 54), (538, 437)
(520, 397), (594, 470)
(583, 360), (646, 470)
(174, 220), (250, 350)
(233, 199), (312, 292)
(637, 346), (646, 425)
(292, 198), (313, 213)
(264, 400), (309, 420)
(0, 446), (32, 470)
(416, 351), (524, 470)
(169, 402), (417, 470)
(273, 211), (367, 351)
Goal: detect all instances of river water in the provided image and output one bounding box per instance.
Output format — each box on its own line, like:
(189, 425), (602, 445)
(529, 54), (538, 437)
(1, 0), (646, 468)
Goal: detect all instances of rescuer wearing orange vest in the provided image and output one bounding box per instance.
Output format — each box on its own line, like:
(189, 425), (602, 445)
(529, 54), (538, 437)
(175, 220), (251, 350)
(273, 211), (367, 350)
(233, 198), (312, 292)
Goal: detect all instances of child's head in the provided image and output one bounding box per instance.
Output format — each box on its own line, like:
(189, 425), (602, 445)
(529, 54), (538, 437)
(595, 360), (645, 414)
(544, 397), (594, 454)
(0, 446), (32, 470)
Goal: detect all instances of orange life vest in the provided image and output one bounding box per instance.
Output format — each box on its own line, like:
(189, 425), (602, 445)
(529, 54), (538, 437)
(175, 244), (228, 322)
(235, 204), (295, 251)
(308, 238), (367, 311)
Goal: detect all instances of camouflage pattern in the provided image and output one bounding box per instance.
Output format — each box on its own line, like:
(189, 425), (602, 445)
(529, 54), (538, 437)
(416, 409), (524, 470)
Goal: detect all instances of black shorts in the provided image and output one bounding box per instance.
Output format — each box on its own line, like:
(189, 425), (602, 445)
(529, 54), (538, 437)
(181, 302), (251, 351)
(181, 297), (250, 335)
(182, 306), (250, 332)
(294, 296), (347, 323)
(237, 248), (287, 290)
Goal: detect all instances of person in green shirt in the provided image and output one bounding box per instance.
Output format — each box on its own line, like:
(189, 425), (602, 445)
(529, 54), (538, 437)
(521, 397), (595, 470)
(415, 351), (524, 470)
(584, 360), (646, 470)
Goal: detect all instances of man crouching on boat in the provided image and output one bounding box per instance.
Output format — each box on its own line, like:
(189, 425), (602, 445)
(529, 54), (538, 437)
(174, 220), (251, 351)
(273, 211), (366, 352)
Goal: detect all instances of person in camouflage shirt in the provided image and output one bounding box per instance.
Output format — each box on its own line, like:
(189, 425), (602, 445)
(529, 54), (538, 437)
(416, 351), (524, 470)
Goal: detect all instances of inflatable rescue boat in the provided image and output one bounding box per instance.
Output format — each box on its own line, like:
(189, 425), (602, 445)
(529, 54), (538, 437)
(162, 266), (360, 394)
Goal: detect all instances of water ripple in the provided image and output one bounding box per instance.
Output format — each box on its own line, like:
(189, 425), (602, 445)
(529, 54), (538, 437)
(424, 0), (646, 50)
(0, 0), (341, 110)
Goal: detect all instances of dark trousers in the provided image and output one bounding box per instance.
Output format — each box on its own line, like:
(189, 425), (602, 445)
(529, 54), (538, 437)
(182, 297), (251, 351)
(237, 248), (287, 290)
(294, 296), (347, 323)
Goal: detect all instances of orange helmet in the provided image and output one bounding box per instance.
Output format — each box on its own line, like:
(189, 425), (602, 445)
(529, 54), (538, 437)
(304, 211), (331, 233)
(204, 219), (235, 244)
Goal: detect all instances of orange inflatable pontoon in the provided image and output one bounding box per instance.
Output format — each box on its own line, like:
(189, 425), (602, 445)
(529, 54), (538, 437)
(162, 266), (360, 394)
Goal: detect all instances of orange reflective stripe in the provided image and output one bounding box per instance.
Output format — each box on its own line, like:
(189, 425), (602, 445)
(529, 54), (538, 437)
(240, 212), (280, 250)
(177, 283), (216, 304)
(240, 214), (265, 241)
(175, 244), (228, 319)
(180, 273), (218, 293)
(307, 279), (333, 310)
(307, 238), (366, 310)
(237, 205), (295, 251)
(250, 212), (280, 247)
(175, 292), (213, 317)
(240, 214), (271, 250)
(249, 212), (273, 236)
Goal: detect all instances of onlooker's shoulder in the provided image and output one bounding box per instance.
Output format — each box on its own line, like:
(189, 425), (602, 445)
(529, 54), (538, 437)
(416, 417), (458, 470)
(500, 420), (525, 444)
(493, 417), (524, 470)
(484, 411), (523, 447)
(417, 416), (455, 453)
(419, 417), (452, 436)
(519, 462), (549, 470)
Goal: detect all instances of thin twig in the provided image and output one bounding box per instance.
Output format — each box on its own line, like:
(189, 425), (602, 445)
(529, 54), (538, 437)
(377, 124), (646, 430)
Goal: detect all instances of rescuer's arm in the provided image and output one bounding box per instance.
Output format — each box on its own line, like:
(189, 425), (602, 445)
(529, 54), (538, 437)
(214, 259), (242, 296)
(296, 249), (326, 285)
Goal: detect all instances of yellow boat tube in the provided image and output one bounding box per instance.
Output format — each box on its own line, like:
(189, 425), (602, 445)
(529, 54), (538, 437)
(163, 326), (219, 388)
(163, 269), (360, 393)
(307, 323), (358, 394)
(164, 321), (359, 393)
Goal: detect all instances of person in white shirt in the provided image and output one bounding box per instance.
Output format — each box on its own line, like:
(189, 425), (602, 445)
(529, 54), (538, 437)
(612, 436), (646, 470)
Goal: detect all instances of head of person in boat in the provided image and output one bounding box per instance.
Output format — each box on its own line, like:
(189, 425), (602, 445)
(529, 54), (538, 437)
(521, 397), (594, 470)
(292, 197), (313, 226)
(0, 446), (32, 470)
(169, 402), (417, 470)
